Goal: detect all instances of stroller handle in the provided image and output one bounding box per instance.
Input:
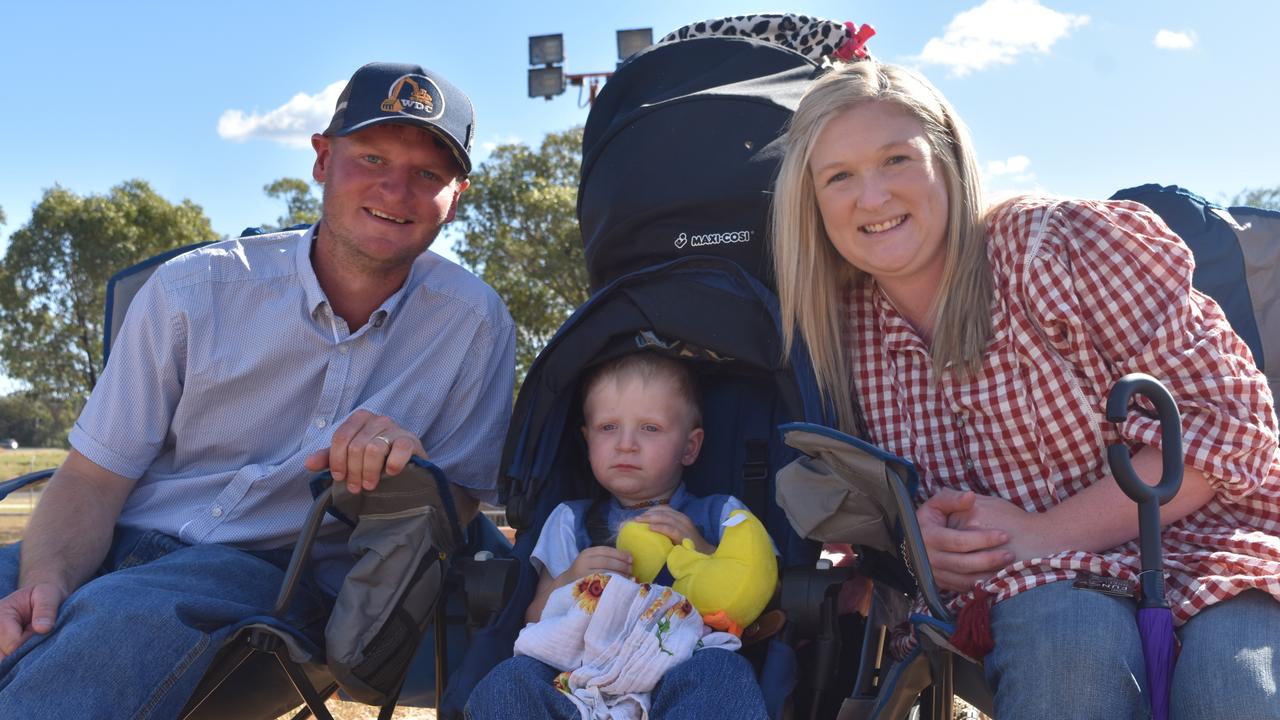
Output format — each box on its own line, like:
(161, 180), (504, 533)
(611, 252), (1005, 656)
(1105, 373), (1183, 608)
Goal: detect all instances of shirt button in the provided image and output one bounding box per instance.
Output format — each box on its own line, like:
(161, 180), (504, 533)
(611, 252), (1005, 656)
(315, 418), (327, 428)
(964, 459), (975, 471)
(211, 505), (223, 518)
(338, 345), (349, 355)
(955, 413), (967, 428)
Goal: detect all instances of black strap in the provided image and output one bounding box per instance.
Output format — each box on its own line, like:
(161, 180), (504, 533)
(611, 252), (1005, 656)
(584, 497), (615, 547)
(742, 439), (769, 517)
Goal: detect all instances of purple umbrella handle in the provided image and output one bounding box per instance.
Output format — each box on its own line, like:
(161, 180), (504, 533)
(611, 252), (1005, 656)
(1105, 373), (1183, 609)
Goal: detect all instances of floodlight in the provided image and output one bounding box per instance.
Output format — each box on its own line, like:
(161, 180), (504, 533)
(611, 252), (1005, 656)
(616, 28), (653, 61)
(528, 66), (566, 99)
(529, 34), (565, 66)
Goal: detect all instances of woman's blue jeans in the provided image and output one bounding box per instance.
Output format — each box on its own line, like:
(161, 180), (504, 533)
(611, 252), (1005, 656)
(465, 648), (768, 720)
(985, 580), (1280, 719)
(0, 527), (330, 720)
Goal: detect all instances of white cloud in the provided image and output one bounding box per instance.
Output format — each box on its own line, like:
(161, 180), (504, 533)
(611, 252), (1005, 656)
(982, 155), (1038, 197)
(986, 155), (1032, 176)
(217, 80), (346, 148)
(1154, 30), (1196, 50)
(479, 134), (524, 155)
(918, 0), (1090, 76)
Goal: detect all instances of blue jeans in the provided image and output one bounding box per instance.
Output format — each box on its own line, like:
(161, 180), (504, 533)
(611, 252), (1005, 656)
(984, 580), (1280, 719)
(0, 527), (330, 720)
(465, 649), (768, 720)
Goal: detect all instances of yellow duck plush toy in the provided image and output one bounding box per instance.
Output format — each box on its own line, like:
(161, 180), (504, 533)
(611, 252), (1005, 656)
(617, 509), (777, 637)
(616, 520), (674, 584)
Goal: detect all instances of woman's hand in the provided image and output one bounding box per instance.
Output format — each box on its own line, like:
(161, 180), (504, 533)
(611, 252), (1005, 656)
(635, 506), (714, 554)
(916, 489), (1014, 591)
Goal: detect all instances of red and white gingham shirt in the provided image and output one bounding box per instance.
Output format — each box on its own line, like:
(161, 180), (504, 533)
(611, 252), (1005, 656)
(843, 197), (1280, 624)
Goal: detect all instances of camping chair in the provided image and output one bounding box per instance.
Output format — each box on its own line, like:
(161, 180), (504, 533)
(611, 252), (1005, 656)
(774, 423), (994, 720)
(772, 184), (1280, 719)
(0, 231), (519, 720)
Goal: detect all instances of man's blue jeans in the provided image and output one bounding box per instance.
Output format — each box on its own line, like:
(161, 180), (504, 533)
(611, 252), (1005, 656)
(0, 527), (330, 719)
(985, 580), (1280, 719)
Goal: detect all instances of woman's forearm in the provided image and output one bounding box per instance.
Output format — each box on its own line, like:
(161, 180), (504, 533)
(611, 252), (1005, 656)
(1030, 446), (1214, 557)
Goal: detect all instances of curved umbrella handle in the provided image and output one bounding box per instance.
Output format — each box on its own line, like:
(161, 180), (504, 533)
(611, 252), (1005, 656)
(1105, 373), (1183, 608)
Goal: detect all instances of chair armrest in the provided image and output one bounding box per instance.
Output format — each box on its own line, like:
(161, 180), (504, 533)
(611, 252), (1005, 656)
(780, 563), (855, 639)
(883, 464), (952, 623)
(272, 485), (336, 617)
(0, 468), (56, 501)
(452, 554), (520, 629)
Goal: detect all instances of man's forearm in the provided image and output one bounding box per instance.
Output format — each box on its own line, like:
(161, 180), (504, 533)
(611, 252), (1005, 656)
(18, 450), (135, 594)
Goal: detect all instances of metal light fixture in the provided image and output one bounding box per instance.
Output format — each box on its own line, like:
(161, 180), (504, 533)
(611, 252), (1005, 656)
(528, 66), (565, 100)
(529, 34), (565, 66)
(528, 33), (567, 99)
(528, 27), (648, 105)
(616, 28), (653, 61)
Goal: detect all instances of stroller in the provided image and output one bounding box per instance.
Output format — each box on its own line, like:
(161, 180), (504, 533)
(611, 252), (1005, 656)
(438, 14), (885, 720)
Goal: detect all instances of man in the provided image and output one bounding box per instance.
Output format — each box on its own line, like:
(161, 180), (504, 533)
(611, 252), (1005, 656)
(0, 62), (515, 718)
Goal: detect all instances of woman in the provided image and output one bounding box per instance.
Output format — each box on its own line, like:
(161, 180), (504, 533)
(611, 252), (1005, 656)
(771, 60), (1280, 718)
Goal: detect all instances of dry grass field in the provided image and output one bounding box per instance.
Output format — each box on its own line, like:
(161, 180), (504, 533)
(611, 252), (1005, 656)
(274, 701), (436, 719)
(0, 448), (66, 543)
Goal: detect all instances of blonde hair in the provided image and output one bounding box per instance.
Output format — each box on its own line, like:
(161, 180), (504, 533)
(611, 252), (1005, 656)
(583, 352), (702, 428)
(770, 61), (991, 435)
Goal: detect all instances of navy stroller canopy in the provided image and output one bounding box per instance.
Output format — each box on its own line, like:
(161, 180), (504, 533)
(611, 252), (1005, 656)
(578, 35), (822, 292)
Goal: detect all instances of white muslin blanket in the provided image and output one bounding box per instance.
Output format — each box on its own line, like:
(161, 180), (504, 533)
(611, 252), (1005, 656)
(514, 572), (741, 720)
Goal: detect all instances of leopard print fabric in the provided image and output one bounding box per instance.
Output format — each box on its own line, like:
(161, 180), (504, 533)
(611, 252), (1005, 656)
(659, 13), (873, 62)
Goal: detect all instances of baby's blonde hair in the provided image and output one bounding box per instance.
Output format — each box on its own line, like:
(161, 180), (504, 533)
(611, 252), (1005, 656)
(582, 352), (702, 428)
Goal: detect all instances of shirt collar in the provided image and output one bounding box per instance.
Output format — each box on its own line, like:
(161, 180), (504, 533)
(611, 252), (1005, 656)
(294, 223), (428, 328)
(867, 280), (929, 354)
(294, 225), (329, 317)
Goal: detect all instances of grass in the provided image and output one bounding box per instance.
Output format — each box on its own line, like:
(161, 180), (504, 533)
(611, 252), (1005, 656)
(0, 448), (65, 484)
(0, 448), (66, 543)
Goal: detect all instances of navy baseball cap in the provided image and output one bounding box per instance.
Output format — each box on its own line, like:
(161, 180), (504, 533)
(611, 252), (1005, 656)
(323, 62), (475, 175)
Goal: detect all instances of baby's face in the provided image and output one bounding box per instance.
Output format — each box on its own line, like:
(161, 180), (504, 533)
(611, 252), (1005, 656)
(581, 375), (703, 506)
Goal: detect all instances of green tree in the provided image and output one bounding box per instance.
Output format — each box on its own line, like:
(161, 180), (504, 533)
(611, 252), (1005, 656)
(0, 180), (217, 404)
(1232, 186), (1280, 211)
(453, 127), (589, 381)
(264, 177), (321, 229)
(0, 391), (76, 448)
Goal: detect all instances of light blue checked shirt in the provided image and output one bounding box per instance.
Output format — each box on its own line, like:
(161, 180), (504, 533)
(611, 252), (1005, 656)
(69, 226), (515, 591)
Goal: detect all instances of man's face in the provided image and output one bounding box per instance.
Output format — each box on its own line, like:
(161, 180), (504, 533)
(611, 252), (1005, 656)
(311, 123), (468, 274)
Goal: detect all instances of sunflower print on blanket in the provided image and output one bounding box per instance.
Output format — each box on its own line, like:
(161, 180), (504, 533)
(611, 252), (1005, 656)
(572, 572), (609, 614)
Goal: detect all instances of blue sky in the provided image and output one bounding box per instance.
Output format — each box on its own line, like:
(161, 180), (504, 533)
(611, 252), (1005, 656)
(1, 2), (1277, 277)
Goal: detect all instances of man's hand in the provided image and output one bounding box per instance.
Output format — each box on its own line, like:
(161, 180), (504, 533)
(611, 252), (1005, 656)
(916, 489), (1013, 592)
(0, 582), (66, 659)
(304, 410), (426, 495)
(635, 506), (714, 555)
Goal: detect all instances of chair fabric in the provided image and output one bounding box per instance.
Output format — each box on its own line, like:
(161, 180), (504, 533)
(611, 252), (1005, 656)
(325, 459), (463, 705)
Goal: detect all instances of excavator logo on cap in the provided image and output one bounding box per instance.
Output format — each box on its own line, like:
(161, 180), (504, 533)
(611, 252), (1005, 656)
(379, 75), (444, 120)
